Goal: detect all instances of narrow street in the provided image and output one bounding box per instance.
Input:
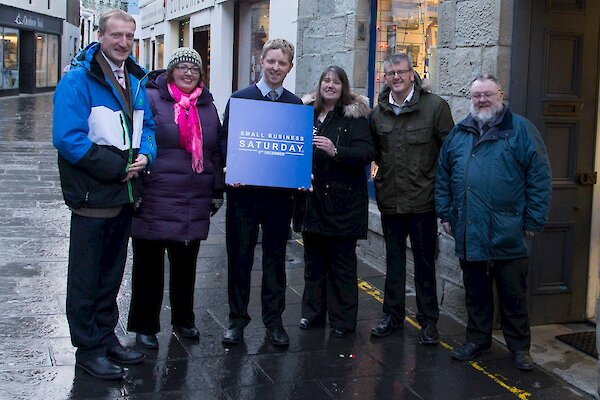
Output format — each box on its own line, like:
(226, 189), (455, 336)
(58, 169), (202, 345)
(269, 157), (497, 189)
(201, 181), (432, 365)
(0, 93), (592, 399)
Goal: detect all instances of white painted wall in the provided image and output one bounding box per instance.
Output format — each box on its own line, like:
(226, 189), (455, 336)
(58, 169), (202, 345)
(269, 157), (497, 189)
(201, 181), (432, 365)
(62, 22), (80, 69)
(210, 0), (234, 117)
(269, 0), (298, 94)
(1, 0), (64, 18)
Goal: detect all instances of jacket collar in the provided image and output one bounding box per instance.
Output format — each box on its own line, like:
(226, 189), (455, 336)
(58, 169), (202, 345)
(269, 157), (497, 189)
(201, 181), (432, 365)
(376, 71), (424, 115)
(458, 106), (514, 139)
(71, 42), (147, 83)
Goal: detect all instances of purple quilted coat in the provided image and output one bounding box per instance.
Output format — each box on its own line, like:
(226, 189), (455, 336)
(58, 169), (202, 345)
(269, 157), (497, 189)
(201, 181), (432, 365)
(131, 70), (224, 242)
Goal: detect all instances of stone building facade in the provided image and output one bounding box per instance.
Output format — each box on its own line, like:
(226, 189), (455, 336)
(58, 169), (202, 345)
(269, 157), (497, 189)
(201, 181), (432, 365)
(295, 0), (600, 357)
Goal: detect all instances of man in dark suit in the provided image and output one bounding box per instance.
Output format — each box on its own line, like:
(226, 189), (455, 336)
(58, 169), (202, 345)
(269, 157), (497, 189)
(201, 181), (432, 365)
(221, 39), (302, 347)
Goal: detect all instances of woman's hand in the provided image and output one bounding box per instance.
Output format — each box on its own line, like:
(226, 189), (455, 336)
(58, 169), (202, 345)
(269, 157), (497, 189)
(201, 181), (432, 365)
(313, 135), (337, 157)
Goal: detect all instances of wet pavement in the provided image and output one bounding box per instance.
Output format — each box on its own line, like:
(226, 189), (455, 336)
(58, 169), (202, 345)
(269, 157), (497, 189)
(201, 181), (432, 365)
(0, 93), (594, 399)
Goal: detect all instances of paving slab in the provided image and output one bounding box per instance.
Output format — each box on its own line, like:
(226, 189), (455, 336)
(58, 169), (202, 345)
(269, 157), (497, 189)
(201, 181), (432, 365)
(0, 93), (594, 400)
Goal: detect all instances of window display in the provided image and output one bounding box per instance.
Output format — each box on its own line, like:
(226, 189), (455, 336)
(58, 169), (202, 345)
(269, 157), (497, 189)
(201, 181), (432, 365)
(374, 0), (442, 99)
(1, 28), (19, 90)
(36, 33), (48, 87)
(249, 0), (269, 85)
(35, 33), (59, 88)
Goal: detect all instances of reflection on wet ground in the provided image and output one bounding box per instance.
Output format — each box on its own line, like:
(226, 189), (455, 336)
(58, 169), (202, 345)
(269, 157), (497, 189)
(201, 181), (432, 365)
(0, 93), (593, 399)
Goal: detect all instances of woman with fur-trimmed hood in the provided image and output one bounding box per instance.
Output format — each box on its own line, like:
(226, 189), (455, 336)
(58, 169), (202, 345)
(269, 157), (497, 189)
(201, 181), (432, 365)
(297, 65), (375, 338)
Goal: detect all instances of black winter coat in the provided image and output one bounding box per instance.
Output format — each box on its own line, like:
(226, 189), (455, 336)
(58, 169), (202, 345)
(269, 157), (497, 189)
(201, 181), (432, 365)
(299, 94), (375, 238)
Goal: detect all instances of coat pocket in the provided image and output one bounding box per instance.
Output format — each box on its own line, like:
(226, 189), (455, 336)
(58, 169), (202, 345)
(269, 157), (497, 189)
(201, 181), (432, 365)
(322, 182), (354, 216)
(405, 121), (432, 144)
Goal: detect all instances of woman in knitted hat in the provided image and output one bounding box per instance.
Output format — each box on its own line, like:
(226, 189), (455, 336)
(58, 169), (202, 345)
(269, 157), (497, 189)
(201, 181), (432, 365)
(127, 47), (224, 348)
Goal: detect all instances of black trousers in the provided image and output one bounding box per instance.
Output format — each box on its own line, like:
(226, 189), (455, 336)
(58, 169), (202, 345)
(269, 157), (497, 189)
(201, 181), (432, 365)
(127, 238), (201, 335)
(226, 188), (294, 329)
(302, 233), (358, 330)
(380, 211), (439, 326)
(460, 257), (530, 352)
(66, 207), (132, 362)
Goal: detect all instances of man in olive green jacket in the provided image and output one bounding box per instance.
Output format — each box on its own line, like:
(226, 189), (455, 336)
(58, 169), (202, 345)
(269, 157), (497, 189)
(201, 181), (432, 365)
(370, 53), (454, 345)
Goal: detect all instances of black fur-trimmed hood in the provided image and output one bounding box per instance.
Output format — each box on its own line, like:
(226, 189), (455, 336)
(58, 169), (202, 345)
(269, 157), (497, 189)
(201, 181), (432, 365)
(302, 92), (371, 119)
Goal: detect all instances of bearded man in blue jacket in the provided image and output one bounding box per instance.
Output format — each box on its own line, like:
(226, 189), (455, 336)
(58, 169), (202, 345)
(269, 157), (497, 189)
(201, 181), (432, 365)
(52, 9), (156, 380)
(435, 74), (551, 371)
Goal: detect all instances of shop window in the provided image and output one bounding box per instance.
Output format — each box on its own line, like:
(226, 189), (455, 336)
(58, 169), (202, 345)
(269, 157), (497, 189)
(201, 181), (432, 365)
(193, 27), (210, 87)
(156, 35), (164, 69)
(179, 19), (190, 48)
(248, 1), (269, 85)
(35, 33), (59, 88)
(143, 38), (151, 71)
(373, 0), (443, 100)
(36, 34), (48, 87)
(1, 28), (19, 89)
(48, 34), (59, 86)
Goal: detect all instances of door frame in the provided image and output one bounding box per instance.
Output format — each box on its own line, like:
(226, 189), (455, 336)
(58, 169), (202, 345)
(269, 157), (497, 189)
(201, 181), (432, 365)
(589, 86), (600, 321)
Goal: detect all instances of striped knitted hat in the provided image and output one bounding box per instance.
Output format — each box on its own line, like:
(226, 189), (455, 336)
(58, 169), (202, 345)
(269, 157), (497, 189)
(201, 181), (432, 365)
(167, 47), (203, 71)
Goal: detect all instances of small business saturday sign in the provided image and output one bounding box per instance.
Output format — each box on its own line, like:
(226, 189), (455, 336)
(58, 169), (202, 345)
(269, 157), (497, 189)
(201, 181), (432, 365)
(226, 98), (313, 189)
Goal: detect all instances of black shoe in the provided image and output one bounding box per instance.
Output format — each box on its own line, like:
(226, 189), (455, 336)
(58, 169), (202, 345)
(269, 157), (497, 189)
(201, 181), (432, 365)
(222, 326), (244, 345)
(332, 328), (352, 338)
(451, 342), (488, 361)
(174, 325), (200, 340)
(136, 333), (158, 349)
(512, 350), (534, 371)
(106, 345), (145, 365)
(298, 317), (325, 330)
(266, 326), (290, 347)
(419, 324), (439, 346)
(371, 314), (402, 338)
(76, 356), (125, 380)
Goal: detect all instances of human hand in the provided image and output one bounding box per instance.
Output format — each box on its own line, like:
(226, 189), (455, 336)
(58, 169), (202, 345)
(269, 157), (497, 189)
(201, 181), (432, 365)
(210, 198), (224, 216)
(442, 221), (452, 236)
(525, 230), (535, 237)
(121, 170), (139, 182)
(128, 154), (149, 173)
(297, 173), (314, 192)
(313, 135), (336, 157)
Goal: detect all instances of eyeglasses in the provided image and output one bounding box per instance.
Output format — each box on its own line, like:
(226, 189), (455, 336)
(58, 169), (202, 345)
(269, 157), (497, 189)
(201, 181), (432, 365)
(384, 69), (411, 78)
(175, 65), (201, 75)
(471, 91), (500, 100)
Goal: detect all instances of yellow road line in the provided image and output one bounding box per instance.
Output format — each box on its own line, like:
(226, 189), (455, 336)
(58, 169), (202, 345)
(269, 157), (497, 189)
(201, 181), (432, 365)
(293, 237), (532, 398)
(357, 278), (532, 400)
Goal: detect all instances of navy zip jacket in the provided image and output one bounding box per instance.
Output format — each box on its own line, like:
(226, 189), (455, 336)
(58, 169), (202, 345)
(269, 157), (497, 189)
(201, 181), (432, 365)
(435, 107), (552, 261)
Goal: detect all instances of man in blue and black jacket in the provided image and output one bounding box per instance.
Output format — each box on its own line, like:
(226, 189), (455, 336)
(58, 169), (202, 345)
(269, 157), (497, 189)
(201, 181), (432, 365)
(52, 9), (156, 380)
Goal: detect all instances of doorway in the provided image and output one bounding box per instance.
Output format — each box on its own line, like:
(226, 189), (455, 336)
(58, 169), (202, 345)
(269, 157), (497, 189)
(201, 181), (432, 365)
(511, 0), (600, 324)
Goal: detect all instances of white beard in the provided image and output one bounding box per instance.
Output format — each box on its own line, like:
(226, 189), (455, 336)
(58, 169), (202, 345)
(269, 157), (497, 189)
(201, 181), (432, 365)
(470, 102), (503, 125)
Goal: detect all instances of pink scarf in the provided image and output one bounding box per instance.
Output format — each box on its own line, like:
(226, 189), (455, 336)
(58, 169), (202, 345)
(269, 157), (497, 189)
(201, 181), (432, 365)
(168, 82), (204, 173)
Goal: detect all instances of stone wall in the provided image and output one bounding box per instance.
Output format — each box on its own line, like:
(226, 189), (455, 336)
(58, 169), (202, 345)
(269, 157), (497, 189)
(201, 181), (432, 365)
(295, 0), (515, 326)
(435, 0), (514, 122)
(295, 0), (371, 97)
(419, 0), (514, 322)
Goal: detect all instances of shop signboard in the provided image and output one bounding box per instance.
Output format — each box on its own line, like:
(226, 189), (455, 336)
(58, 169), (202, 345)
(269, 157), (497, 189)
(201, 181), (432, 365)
(167, 0), (215, 20)
(0, 4), (62, 34)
